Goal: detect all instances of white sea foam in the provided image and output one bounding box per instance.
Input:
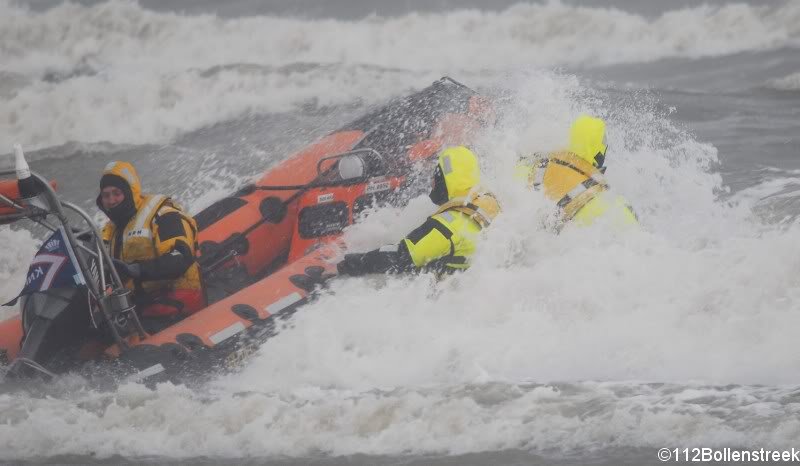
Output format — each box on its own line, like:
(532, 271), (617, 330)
(1, 8), (800, 459)
(0, 227), (37, 319)
(1, 0), (798, 149)
(766, 71), (800, 91)
(222, 76), (800, 395)
(0, 381), (798, 459)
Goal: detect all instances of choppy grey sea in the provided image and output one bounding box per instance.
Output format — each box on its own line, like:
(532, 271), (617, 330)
(1, 0), (799, 464)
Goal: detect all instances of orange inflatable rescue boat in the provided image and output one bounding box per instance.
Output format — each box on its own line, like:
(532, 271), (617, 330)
(0, 77), (495, 384)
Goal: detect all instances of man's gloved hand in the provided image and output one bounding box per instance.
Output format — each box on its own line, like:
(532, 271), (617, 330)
(336, 253), (366, 276)
(112, 259), (141, 280)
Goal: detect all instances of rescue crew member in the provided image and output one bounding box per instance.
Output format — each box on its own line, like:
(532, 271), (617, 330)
(97, 161), (204, 318)
(515, 115), (638, 229)
(337, 146), (500, 276)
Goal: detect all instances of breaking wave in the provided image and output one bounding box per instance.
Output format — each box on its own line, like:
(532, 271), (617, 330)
(1, 0), (798, 149)
(766, 71), (800, 91)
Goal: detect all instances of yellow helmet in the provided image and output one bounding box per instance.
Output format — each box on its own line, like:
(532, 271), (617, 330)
(429, 146), (480, 205)
(569, 115), (607, 168)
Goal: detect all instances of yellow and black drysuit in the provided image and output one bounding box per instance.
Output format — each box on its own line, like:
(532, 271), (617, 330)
(516, 115), (638, 228)
(97, 161), (204, 318)
(337, 146), (500, 277)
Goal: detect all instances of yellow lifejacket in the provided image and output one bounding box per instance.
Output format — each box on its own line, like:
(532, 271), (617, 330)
(433, 191), (500, 229)
(523, 151), (637, 227)
(102, 194), (202, 295)
(404, 191), (500, 271)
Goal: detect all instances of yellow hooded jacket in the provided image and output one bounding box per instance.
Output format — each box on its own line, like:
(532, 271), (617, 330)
(99, 161), (203, 297)
(403, 146), (500, 272)
(517, 116), (637, 228)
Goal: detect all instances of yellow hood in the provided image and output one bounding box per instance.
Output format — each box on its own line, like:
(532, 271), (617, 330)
(438, 146), (480, 199)
(101, 160), (143, 209)
(568, 115), (607, 167)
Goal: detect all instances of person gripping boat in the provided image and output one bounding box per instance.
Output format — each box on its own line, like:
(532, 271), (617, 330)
(337, 146), (500, 277)
(96, 161), (205, 320)
(515, 115), (638, 230)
